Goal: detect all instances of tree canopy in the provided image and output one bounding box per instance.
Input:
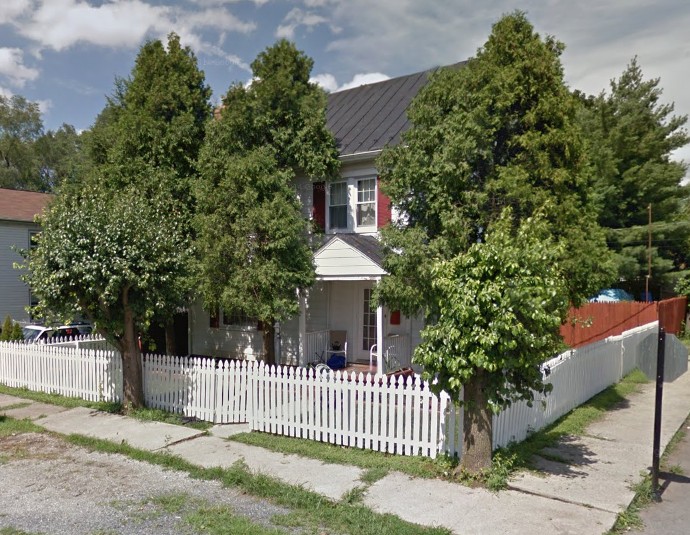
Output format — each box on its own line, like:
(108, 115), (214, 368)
(195, 39), (339, 364)
(377, 12), (613, 315)
(376, 11), (613, 472)
(24, 33), (211, 406)
(579, 58), (689, 297)
(0, 95), (83, 192)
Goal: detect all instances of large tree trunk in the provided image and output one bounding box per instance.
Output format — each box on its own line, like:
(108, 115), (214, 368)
(458, 369), (493, 475)
(121, 288), (144, 409)
(263, 321), (276, 366)
(165, 319), (176, 356)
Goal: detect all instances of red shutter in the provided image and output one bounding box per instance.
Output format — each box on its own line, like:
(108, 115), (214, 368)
(390, 310), (401, 325)
(377, 176), (391, 228)
(313, 181), (326, 231)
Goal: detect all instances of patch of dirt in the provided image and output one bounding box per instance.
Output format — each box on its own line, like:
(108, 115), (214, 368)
(0, 432), (296, 534)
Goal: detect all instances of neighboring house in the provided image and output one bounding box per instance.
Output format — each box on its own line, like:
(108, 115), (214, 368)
(189, 66), (445, 372)
(0, 188), (53, 324)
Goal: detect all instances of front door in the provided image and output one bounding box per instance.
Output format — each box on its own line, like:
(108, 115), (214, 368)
(361, 287), (377, 360)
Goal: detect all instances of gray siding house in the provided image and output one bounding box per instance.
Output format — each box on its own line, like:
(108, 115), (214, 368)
(0, 188), (52, 324)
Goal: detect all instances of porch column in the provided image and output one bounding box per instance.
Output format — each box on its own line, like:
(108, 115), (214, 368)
(298, 289), (307, 366)
(376, 303), (384, 376)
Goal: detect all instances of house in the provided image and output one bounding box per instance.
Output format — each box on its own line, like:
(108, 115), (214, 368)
(0, 188), (53, 324)
(188, 66), (444, 373)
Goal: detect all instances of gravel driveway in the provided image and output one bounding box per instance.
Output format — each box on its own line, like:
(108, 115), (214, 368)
(0, 432), (295, 534)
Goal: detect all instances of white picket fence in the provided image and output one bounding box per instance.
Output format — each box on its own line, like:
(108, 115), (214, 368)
(0, 343), (122, 402)
(1, 321), (686, 459)
(248, 365), (460, 457)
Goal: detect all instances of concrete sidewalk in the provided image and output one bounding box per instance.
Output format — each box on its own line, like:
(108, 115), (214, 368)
(2, 369), (690, 535)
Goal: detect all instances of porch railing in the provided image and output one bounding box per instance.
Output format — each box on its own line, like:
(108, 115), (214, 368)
(304, 329), (329, 365)
(384, 334), (412, 369)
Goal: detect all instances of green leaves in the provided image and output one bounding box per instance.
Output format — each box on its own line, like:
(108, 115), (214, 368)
(195, 41), (338, 327)
(416, 210), (568, 409)
(581, 57), (689, 293)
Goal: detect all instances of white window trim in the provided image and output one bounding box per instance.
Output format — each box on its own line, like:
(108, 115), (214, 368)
(325, 173), (378, 234)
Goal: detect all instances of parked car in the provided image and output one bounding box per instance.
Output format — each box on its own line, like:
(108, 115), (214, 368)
(21, 323), (92, 343)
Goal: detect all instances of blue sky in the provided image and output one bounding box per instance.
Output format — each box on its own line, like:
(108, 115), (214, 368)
(1, 0), (689, 165)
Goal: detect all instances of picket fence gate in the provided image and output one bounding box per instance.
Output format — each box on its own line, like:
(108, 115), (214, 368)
(1, 321), (686, 459)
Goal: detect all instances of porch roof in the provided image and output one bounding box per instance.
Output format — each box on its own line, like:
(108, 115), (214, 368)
(314, 234), (386, 280)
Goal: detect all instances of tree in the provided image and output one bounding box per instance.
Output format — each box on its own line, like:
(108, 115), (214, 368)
(416, 211), (568, 472)
(195, 40), (339, 365)
(376, 12), (613, 472)
(25, 181), (192, 407)
(0, 94), (43, 191)
(23, 34), (210, 407)
(580, 58), (689, 297)
(95, 33), (212, 354)
(1, 315), (24, 341)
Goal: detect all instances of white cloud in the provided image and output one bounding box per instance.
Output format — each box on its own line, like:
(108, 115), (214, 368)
(0, 0), (31, 25)
(310, 73), (337, 92)
(311, 72), (390, 92)
(276, 7), (330, 39)
(338, 72), (390, 90)
(36, 98), (52, 114)
(13, 0), (255, 65)
(18, 0), (171, 51)
(0, 48), (39, 87)
(0, 86), (14, 98)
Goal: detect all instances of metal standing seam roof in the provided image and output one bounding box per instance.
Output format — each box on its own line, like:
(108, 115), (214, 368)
(325, 62), (466, 157)
(0, 188), (53, 223)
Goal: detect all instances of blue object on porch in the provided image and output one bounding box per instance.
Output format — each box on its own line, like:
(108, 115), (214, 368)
(327, 354), (347, 369)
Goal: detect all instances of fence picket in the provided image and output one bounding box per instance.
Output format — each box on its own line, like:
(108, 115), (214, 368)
(0, 321), (676, 459)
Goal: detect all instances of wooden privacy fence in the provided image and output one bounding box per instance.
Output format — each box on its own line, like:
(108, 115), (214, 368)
(561, 296), (687, 348)
(1, 321), (687, 459)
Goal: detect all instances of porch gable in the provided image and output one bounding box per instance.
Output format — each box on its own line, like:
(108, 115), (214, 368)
(314, 235), (386, 280)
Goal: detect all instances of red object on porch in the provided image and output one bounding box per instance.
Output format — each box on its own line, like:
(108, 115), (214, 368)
(312, 181), (326, 231)
(390, 310), (401, 325)
(377, 176), (392, 228)
(560, 296), (687, 348)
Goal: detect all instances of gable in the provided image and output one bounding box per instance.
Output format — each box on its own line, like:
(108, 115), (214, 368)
(314, 235), (386, 280)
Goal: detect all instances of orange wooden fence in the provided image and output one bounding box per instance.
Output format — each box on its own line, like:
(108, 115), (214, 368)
(560, 297), (687, 348)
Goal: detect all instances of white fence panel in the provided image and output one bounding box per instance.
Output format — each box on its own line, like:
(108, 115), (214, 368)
(1, 320), (680, 460)
(0, 341), (122, 402)
(247, 364), (461, 458)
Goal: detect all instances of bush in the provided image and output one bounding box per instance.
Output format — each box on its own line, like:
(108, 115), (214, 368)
(0, 315), (23, 342)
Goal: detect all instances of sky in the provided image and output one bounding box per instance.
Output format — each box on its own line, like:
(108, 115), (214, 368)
(1, 0), (689, 166)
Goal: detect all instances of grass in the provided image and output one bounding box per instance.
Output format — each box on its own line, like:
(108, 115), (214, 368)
(499, 369), (649, 475)
(0, 415), (43, 437)
(0, 384), (120, 413)
(0, 384), (210, 430)
(0, 529), (44, 535)
(128, 407), (211, 431)
(230, 430), (457, 482)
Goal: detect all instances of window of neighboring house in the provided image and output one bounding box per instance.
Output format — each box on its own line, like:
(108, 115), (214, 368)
(222, 309), (255, 329)
(356, 178), (376, 228)
(329, 181), (348, 230)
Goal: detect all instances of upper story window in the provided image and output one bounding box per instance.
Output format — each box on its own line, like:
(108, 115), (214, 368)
(356, 179), (376, 227)
(329, 182), (348, 230)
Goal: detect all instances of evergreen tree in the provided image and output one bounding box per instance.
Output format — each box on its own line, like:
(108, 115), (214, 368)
(582, 58), (689, 297)
(377, 12), (613, 472)
(195, 40), (339, 365)
(24, 33), (211, 407)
